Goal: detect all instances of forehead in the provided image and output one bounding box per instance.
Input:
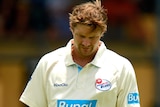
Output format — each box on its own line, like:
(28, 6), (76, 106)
(73, 23), (102, 36)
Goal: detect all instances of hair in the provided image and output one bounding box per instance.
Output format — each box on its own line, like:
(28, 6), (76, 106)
(69, 0), (108, 33)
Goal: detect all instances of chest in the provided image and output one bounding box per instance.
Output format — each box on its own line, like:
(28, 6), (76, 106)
(46, 62), (118, 95)
(45, 62), (120, 107)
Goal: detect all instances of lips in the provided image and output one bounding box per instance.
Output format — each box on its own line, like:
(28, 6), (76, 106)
(82, 47), (89, 50)
(82, 47), (90, 52)
(80, 45), (92, 54)
(81, 45), (90, 50)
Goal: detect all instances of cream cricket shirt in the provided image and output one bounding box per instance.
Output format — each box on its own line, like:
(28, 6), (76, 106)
(20, 39), (140, 107)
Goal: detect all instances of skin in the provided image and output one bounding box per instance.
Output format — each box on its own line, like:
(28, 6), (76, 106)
(71, 23), (103, 67)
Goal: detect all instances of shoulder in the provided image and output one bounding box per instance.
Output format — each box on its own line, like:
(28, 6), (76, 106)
(43, 47), (66, 60)
(103, 49), (133, 70)
(105, 49), (130, 63)
(37, 47), (67, 68)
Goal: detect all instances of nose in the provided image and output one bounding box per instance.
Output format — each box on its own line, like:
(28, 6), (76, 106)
(82, 38), (91, 47)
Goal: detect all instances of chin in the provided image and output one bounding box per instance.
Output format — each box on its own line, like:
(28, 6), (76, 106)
(82, 53), (92, 57)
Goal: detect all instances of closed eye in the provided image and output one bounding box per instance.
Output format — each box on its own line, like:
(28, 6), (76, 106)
(89, 37), (95, 39)
(80, 35), (85, 38)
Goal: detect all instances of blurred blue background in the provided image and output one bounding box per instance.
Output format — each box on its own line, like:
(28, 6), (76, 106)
(0, 0), (159, 107)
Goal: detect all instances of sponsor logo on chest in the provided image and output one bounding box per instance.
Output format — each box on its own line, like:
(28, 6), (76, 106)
(95, 78), (112, 91)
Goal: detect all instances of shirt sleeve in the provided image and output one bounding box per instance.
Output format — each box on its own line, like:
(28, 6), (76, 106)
(116, 59), (140, 107)
(19, 57), (48, 107)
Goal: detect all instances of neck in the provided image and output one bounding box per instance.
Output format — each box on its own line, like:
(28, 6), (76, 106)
(73, 55), (94, 67)
(72, 49), (96, 67)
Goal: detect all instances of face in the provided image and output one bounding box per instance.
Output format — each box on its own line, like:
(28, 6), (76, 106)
(71, 23), (102, 58)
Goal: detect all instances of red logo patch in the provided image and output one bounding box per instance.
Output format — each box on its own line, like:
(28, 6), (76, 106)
(96, 78), (102, 84)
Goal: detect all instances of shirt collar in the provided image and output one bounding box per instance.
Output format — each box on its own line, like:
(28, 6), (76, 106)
(65, 39), (107, 67)
(90, 41), (107, 67)
(65, 39), (75, 66)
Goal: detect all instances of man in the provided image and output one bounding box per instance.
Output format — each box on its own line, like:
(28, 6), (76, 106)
(20, 0), (140, 107)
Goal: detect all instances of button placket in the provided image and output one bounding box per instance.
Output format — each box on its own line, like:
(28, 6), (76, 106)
(76, 64), (90, 89)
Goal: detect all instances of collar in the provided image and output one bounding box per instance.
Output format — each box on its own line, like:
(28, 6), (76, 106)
(65, 39), (75, 66)
(90, 41), (107, 67)
(65, 39), (107, 67)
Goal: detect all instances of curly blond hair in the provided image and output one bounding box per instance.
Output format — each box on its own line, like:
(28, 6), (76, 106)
(69, 1), (108, 33)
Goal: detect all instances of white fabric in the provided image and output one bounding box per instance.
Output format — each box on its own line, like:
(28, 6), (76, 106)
(20, 39), (140, 107)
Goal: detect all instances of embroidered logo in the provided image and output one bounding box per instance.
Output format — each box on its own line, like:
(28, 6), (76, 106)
(54, 83), (68, 87)
(95, 78), (111, 91)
